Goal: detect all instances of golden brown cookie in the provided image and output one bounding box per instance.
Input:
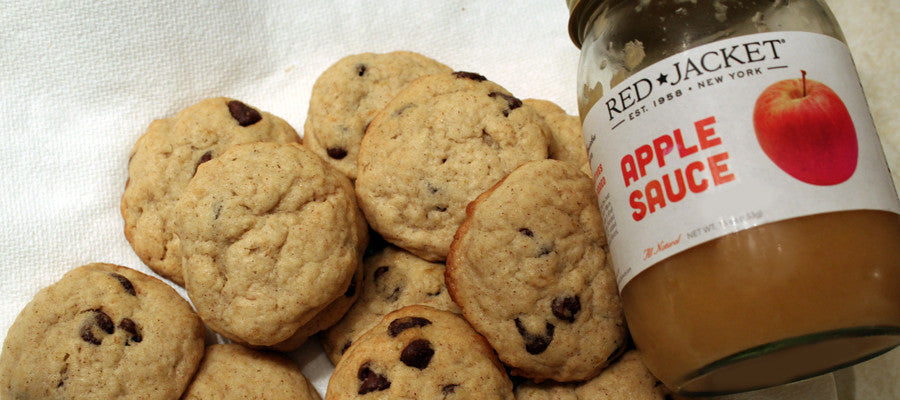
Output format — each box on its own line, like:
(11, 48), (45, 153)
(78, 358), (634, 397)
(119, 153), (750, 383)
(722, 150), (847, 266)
(175, 142), (367, 346)
(515, 350), (674, 400)
(446, 159), (626, 382)
(0, 263), (205, 399)
(121, 97), (299, 286)
(524, 98), (592, 176)
(268, 261), (364, 352)
(182, 344), (321, 400)
(303, 51), (452, 179)
(322, 245), (460, 364)
(325, 305), (515, 400)
(355, 71), (550, 262)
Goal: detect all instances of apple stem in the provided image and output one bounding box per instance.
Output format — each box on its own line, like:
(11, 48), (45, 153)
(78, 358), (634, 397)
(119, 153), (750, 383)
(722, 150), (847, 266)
(801, 70), (807, 97)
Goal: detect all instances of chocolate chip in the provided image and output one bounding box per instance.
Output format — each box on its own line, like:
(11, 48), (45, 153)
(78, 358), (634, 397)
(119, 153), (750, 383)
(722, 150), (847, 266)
(357, 362), (391, 394)
(519, 228), (534, 237)
(442, 384), (458, 395)
(356, 63), (368, 77)
(388, 316), (432, 337)
(400, 339), (434, 369)
(80, 310), (114, 345)
(373, 266), (390, 281)
(357, 362), (373, 380)
(452, 71), (487, 81)
(433, 205), (448, 212)
(489, 91), (522, 117)
(551, 295), (581, 323)
(119, 318), (142, 344)
(386, 286), (402, 302)
(514, 318), (555, 355)
(227, 100), (262, 127)
(344, 277), (357, 297)
(95, 311), (114, 334)
(191, 151), (214, 177)
(538, 245), (554, 257)
(327, 147), (348, 159)
(525, 328), (554, 354)
(109, 273), (135, 296)
(119, 318), (137, 334)
(198, 151), (212, 165)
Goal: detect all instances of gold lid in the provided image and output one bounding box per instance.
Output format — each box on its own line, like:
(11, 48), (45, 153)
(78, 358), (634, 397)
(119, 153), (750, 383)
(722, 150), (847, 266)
(567, 0), (606, 48)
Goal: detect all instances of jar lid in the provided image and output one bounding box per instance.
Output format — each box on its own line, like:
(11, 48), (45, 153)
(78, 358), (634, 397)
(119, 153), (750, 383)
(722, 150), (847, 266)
(567, 0), (606, 48)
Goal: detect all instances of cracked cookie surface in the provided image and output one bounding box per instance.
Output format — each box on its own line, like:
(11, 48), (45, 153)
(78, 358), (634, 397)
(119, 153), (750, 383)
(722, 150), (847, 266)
(0, 263), (205, 400)
(325, 305), (514, 400)
(175, 142), (367, 346)
(446, 159), (626, 382)
(303, 51), (452, 180)
(355, 71), (549, 262)
(182, 344), (321, 400)
(121, 97), (299, 286)
(322, 245), (460, 365)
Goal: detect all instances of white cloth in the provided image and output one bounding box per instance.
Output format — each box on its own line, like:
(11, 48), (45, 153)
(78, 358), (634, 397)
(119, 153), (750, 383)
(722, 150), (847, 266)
(0, 0), (896, 398)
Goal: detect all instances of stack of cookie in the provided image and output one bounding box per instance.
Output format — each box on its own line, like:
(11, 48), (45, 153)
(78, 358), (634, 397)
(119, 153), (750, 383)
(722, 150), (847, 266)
(0, 51), (681, 399)
(304, 52), (669, 399)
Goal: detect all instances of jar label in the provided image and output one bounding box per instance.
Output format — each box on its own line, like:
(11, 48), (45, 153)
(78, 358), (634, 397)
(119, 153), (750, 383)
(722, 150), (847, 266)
(582, 31), (900, 290)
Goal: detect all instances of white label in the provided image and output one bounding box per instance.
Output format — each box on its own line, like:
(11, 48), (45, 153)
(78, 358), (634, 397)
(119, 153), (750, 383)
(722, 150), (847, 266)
(583, 31), (900, 290)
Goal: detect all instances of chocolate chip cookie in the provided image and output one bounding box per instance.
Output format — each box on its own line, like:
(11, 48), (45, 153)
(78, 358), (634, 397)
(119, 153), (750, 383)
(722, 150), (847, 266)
(0, 263), (205, 399)
(268, 261), (364, 352)
(122, 97), (300, 286)
(515, 350), (675, 400)
(322, 245), (460, 364)
(303, 51), (452, 180)
(355, 71), (550, 262)
(325, 305), (515, 399)
(524, 98), (592, 176)
(175, 142), (367, 346)
(446, 159), (626, 382)
(182, 344), (321, 400)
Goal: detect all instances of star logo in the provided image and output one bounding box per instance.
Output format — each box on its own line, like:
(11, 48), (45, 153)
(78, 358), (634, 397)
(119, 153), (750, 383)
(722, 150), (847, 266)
(656, 73), (668, 85)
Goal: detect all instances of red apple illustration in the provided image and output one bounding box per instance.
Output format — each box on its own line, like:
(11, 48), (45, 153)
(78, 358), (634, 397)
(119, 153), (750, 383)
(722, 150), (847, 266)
(753, 70), (858, 185)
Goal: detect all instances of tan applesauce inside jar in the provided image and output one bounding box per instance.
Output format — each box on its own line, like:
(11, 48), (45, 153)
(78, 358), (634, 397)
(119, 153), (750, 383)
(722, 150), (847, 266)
(568, 0), (900, 396)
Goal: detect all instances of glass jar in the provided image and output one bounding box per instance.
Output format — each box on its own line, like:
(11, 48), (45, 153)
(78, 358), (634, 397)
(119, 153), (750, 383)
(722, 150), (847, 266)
(567, 0), (900, 396)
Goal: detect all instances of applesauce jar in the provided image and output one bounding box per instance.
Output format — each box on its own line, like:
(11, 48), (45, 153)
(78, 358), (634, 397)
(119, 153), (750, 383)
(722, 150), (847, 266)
(567, 0), (900, 396)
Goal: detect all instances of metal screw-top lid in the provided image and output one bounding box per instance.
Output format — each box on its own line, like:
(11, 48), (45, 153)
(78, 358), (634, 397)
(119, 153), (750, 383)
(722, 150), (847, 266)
(567, 0), (606, 48)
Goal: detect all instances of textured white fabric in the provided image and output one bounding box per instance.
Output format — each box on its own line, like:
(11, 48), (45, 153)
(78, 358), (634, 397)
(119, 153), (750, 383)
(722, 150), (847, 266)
(0, 0), (894, 398)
